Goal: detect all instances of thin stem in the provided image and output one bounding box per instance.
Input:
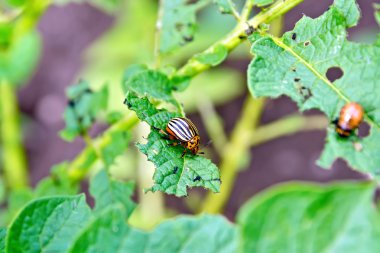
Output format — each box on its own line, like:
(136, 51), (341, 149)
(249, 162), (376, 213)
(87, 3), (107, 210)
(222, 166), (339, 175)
(251, 114), (328, 146)
(82, 131), (105, 166)
(67, 114), (139, 182)
(175, 0), (303, 79)
(0, 81), (28, 189)
(230, 6), (241, 22)
(200, 96), (265, 214)
(240, 0), (254, 22)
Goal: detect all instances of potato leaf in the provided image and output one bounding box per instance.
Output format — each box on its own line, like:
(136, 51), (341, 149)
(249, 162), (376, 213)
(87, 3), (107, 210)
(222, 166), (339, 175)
(238, 182), (380, 253)
(144, 215), (237, 253)
(0, 31), (41, 85)
(60, 80), (108, 141)
(122, 65), (178, 106)
(125, 92), (221, 197)
(69, 205), (145, 253)
(247, 0), (380, 175)
(0, 228), (6, 253)
(89, 169), (136, 218)
(159, 0), (211, 54)
(6, 195), (92, 253)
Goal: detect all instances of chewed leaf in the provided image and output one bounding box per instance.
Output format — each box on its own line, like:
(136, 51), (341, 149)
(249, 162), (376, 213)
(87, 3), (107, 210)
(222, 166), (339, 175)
(125, 92), (220, 197)
(137, 131), (220, 197)
(60, 80), (108, 141)
(247, 0), (380, 174)
(125, 92), (180, 130)
(160, 0), (210, 54)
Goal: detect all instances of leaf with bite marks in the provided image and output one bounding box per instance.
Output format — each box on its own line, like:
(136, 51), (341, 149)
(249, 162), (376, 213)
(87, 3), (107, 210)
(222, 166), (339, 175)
(125, 92), (220, 197)
(247, 0), (380, 175)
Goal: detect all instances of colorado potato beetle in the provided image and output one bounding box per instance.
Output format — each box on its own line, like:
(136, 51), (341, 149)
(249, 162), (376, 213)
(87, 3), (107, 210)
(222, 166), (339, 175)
(158, 117), (201, 157)
(334, 102), (364, 137)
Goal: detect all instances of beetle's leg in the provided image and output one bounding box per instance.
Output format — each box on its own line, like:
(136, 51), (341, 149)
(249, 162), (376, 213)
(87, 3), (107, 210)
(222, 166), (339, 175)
(181, 149), (187, 158)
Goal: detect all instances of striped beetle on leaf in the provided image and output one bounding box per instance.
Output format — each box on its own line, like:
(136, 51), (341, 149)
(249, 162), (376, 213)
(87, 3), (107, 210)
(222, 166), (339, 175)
(155, 117), (202, 157)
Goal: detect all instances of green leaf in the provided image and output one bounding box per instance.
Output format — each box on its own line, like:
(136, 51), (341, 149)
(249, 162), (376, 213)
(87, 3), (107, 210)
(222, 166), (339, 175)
(247, 0), (380, 174)
(193, 44), (228, 66)
(89, 170), (136, 218)
(125, 92), (180, 130)
(0, 228), (6, 253)
(101, 130), (131, 167)
(146, 215), (238, 253)
(60, 80), (108, 141)
(122, 65), (178, 106)
(69, 205), (147, 253)
(5, 0), (27, 8)
(253, 0), (275, 7)
(237, 182), (380, 253)
(0, 31), (41, 85)
(125, 92), (220, 196)
(160, 0), (210, 54)
(334, 0), (360, 27)
(375, 3), (380, 27)
(34, 163), (79, 197)
(213, 0), (236, 14)
(5, 188), (34, 224)
(6, 195), (92, 253)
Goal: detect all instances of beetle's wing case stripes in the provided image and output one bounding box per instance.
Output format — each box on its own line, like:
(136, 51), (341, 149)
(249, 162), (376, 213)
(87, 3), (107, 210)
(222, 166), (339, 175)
(182, 117), (199, 136)
(167, 117), (197, 142)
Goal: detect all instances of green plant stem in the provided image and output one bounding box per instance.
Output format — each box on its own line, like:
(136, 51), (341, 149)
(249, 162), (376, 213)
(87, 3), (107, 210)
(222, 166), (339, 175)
(240, 0), (254, 21)
(175, 0), (303, 79)
(251, 114), (328, 146)
(0, 81), (28, 189)
(201, 96), (264, 214)
(67, 114), (139, 182)
(196, 96), (227, 156)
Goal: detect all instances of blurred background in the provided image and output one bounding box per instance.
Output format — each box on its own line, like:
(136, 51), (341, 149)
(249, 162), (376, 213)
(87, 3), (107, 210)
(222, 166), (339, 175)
(6, 0), (380, 222)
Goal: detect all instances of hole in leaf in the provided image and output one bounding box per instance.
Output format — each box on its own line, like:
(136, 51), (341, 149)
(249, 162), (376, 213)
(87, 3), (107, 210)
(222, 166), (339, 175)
(358, 121), (370, 138)
(193, 176), (201, 182)
(304, 41), (311, 46)
(183, 36), (193, 42)
(294, 77), (300, 82)
(291, 33), (297, 40)
(291, 66), (297, 72)
(326, 67), (344, 82)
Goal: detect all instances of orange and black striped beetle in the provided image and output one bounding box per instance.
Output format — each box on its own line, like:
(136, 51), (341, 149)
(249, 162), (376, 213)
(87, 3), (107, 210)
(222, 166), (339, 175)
(156, 117), (201, 157)
(334, 102), (364, 137)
